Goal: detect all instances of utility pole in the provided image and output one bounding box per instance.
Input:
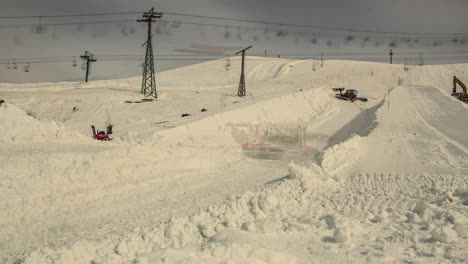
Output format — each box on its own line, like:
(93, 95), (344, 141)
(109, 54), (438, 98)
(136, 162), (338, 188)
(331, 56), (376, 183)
(389, 49), (393, 64)
(235, 45), (253, 97)
(80, 51), (97, 82)
(138, 7), (162, 98)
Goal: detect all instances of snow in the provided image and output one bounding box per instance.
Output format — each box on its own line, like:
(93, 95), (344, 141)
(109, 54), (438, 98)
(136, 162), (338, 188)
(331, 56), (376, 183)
(1, 58), (468, 263)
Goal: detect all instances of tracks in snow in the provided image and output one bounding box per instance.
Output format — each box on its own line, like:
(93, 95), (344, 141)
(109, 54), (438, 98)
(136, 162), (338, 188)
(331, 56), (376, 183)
(317, 173), (468, 220)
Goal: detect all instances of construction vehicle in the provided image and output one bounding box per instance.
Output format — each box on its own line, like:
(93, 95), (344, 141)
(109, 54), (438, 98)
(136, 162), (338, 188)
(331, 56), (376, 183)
(332, 88), (368, 102)
(91, 124), (113, 141)
(452, 76), (468, 103)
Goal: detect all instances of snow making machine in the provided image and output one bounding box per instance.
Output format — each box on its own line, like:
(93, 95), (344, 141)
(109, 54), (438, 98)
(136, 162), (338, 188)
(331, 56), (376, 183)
(333, 88), (368, 102)
(91, 124), (113, 141)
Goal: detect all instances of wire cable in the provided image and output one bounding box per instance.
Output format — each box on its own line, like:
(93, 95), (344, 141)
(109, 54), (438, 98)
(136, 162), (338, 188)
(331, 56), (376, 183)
(0, 10), (467, 36)
(0, 11), (142, 19)
(2, 51), (468, 62)
(2, 55), (467, 64)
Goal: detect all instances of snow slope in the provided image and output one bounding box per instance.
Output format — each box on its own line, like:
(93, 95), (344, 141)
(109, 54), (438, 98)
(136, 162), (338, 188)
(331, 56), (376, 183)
(342, 85), (468, 176)
(1, 58), (467, 263)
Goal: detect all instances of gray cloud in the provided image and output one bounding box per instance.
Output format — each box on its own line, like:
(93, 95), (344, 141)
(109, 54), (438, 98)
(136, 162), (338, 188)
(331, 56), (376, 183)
(1, 0), (467, 83)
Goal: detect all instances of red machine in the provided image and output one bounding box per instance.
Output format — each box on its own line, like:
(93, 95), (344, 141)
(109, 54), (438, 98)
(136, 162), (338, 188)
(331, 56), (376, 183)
(333, 88), (368, 102)
(91, 124), (113, 141)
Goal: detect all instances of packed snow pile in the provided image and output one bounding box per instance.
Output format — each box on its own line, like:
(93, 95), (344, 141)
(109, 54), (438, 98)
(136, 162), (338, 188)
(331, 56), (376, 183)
(0, 102), (86, 143)
(154, 88), (333, 146)
(1, 58), (468, 263)
(19, 161), (332, 264)
(20, 162), (468, 264)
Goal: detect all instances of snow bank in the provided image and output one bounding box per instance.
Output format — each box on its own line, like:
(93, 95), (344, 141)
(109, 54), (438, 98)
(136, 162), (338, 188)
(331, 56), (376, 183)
(150, 88), (334, 147)
(404, 200), (468, 244)
(221, 88), (333, 124)
(0, 102), (86, 143)
(320, 135), (363, 177)
(20, 161), (330, 263)
(403, 63), (468, 102)
(142, 242), (302, 264)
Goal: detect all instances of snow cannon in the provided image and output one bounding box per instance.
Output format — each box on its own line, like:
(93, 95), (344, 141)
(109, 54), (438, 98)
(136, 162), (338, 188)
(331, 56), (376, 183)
(91, 124), (113, 141)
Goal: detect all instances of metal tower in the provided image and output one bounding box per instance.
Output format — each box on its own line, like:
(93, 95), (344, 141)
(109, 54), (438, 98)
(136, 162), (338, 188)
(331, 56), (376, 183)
(138, 8), (162, 98)
(80, 51), (97, 82)
(235, 46), (252, 97)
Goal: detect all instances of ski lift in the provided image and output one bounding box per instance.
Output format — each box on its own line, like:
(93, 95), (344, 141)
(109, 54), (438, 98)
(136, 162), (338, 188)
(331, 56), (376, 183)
(23, 63), (30, 73)
(81, 62), (86, 70)
(276, 25), (288, 37)
(72, 57), (77, 67)
(12, 59), (17, 70)
(225, 58), (231, 71)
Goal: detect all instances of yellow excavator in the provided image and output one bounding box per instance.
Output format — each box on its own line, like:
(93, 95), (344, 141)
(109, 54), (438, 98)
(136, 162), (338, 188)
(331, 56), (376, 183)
(452, 76), (468, 103)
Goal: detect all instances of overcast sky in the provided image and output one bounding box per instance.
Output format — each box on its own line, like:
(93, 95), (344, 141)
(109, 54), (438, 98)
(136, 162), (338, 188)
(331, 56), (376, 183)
(1, 0), (467, 83)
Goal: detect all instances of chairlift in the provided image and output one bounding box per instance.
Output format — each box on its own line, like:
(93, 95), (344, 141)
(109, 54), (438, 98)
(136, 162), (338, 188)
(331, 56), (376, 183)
(23, 63), (30, 73)
(81, 62), (86, 70)
(12, 59), (18, 70)
(276, 25), (288, 37)
(72, 57), (77, 67)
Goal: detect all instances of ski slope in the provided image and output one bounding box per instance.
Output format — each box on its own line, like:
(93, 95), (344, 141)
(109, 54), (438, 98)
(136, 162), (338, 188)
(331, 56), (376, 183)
(1, 58), (468, 264)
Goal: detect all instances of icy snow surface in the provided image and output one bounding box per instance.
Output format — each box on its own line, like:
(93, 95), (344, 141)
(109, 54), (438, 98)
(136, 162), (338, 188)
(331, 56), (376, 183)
(1, 58), (468, 263)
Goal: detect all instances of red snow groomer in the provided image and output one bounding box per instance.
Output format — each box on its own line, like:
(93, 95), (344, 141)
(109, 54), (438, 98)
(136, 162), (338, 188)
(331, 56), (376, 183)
(91, 124), (113, 141)
(333, 88), (368, 102)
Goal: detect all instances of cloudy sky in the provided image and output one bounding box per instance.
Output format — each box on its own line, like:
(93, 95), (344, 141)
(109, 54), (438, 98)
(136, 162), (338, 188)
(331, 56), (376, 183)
(1, 0), (467, 83)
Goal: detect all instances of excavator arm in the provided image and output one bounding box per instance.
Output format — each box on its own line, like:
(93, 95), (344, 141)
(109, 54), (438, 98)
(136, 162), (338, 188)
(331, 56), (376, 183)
(452, 76), (468, 103)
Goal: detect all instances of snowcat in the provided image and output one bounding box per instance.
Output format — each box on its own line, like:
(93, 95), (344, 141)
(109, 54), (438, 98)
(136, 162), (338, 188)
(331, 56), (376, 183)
(452, 76), (468, 103)
(91, 124), (113, 141)
(332, 88), (368, 102)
